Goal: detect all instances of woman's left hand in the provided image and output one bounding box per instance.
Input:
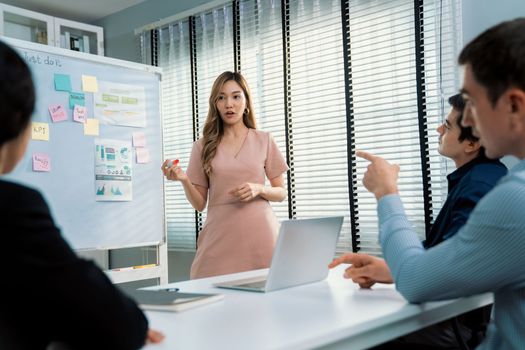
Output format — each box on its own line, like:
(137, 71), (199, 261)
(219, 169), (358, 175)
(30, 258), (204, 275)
(229, 183), (263, 202)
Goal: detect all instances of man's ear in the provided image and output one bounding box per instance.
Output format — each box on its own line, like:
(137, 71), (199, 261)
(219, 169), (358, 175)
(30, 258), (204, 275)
(464, 140), (481, 155)
(505, 88), (525, 132)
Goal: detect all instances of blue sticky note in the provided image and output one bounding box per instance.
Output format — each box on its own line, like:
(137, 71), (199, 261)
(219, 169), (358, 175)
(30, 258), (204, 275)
(69, 92), (85, 109)
(54, 74), (72, 92)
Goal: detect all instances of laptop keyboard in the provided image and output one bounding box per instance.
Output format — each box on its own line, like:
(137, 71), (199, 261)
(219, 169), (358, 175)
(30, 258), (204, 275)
(238, 280), (267, 289)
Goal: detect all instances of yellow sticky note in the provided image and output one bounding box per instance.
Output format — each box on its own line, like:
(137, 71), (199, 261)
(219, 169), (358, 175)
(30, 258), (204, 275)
(84, 118), (99, 136)
(32, 122), (49, 141)
(82, 75), (98, 93)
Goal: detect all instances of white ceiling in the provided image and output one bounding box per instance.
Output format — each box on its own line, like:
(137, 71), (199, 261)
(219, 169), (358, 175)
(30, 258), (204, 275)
(1, 0), (147, 23)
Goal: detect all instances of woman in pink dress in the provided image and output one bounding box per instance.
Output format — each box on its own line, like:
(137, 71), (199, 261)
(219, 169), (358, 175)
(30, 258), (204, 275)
(162, 71), (289, 279)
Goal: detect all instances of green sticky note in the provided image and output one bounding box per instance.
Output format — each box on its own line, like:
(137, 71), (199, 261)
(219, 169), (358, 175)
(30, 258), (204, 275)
(54, 74), (72, 92)
(69, 92), (85, 109)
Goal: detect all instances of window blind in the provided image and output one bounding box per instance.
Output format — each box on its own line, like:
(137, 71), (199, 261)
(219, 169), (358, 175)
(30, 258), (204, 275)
(194, 6), (235, 139)
(287, 0), (352, 252)
(420, 0), (462, 225)
(157, 21), (197, 250)
(194, 5), (235, 233)
(345, 0), (460, 255)
(141, 0), (461, 254)
(239, 0), (289, 222)
(345, 0), (424, 255)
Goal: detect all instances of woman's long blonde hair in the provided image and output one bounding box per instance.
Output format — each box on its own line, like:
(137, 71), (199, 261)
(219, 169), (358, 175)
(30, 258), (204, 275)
(201, 71), (257, 176)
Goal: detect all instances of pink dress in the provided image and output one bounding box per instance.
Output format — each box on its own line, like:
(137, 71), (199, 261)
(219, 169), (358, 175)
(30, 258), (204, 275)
(186, 129), (289, 279)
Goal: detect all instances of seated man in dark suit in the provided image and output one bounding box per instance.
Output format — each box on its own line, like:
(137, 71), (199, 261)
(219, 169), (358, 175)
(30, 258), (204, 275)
(0, 40), (164, 349)
(330, 93), (507, 349)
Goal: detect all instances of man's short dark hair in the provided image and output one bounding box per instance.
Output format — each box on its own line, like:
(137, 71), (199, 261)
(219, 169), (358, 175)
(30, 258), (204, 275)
(458, 17), (525, 106)
(0, 40), (35, 146)
(448, 93), (485, 157)
(448, 94), (477, 142)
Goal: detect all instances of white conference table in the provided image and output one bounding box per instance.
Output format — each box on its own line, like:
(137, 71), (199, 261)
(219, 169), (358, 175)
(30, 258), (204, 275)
(143, 265), (493, 350)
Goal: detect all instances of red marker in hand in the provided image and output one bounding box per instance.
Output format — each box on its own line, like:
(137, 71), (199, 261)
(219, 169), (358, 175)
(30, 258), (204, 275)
(165, 159), (179, 169)
(166, 159), (179, 168)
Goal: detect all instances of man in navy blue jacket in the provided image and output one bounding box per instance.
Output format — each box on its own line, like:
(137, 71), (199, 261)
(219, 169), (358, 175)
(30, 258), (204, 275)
(330, 93), (507, 349)
(423, 94), (507, 249)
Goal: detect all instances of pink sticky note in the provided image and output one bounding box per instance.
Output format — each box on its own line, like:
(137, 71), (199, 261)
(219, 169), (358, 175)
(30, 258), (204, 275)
(73, 105), (87, 123)
(32, 153), (51, 172)
(48, 104), (67, 123)
(132, 132), (146, 147)
(136, 148), (150, 164)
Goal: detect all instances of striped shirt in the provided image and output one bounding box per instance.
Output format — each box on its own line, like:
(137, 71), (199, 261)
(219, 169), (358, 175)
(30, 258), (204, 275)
(378, 159), (525, 350)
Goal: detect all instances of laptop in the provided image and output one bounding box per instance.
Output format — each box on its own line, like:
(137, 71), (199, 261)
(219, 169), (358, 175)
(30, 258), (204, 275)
(214, 216), (343, 292)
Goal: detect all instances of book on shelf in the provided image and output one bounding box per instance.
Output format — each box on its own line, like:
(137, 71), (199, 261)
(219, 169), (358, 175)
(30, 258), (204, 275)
(126, 289), (224, 312)
(70, 36), (80, 51)
(35, 29), (47, 44)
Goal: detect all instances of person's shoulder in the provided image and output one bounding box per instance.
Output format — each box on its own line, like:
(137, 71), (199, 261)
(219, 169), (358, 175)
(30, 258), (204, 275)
(245, 128), (268, 147)
(251, 128), (270, 139)
(192, 138), (205, 151)
(0, 180), (49, 221)
(251, 129), (276, 146)
(194, 138), (204, 146)
(479, 165), (525, 204)
(472, 173), (525, 225)
(473, 158), (507, 174)
(467, 159), (508, 184)
(0, 180), (44, 206)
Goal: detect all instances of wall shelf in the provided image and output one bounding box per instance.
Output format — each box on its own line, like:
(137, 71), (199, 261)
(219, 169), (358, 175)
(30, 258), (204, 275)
(0, 3), (54, 45)
(54, 17), (104, 55)
(0, 3), (104, 55)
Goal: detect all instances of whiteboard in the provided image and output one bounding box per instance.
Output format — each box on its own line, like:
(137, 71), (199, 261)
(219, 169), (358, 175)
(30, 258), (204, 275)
(4, 37), (165, 250)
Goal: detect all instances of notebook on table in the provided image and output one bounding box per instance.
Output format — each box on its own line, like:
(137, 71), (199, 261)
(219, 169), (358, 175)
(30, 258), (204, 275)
(126, 289), (224, 312)
(214, 216), (343, 293)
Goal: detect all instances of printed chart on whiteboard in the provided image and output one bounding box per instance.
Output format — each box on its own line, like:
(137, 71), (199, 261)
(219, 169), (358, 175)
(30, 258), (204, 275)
(94, 81), (147, 128)
(95, 139), (132, 201)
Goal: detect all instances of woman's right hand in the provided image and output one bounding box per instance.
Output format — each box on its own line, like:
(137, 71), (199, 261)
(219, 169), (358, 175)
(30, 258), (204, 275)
(162, 159), (188, 182)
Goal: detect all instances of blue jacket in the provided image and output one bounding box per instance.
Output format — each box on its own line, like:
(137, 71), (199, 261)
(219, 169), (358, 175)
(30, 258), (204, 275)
(423, 155), (507, 248)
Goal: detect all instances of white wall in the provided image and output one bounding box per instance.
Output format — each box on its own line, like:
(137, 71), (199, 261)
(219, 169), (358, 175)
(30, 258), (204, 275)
(462, 0), (525, 43)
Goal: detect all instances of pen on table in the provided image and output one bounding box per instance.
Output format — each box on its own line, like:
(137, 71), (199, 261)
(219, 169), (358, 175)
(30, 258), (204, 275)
(133, 264), (157, 269)
(160, 288), (180, 292)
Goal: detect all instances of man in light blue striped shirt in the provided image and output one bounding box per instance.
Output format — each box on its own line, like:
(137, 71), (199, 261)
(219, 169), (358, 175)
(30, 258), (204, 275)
(354, 18), (525, 349)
